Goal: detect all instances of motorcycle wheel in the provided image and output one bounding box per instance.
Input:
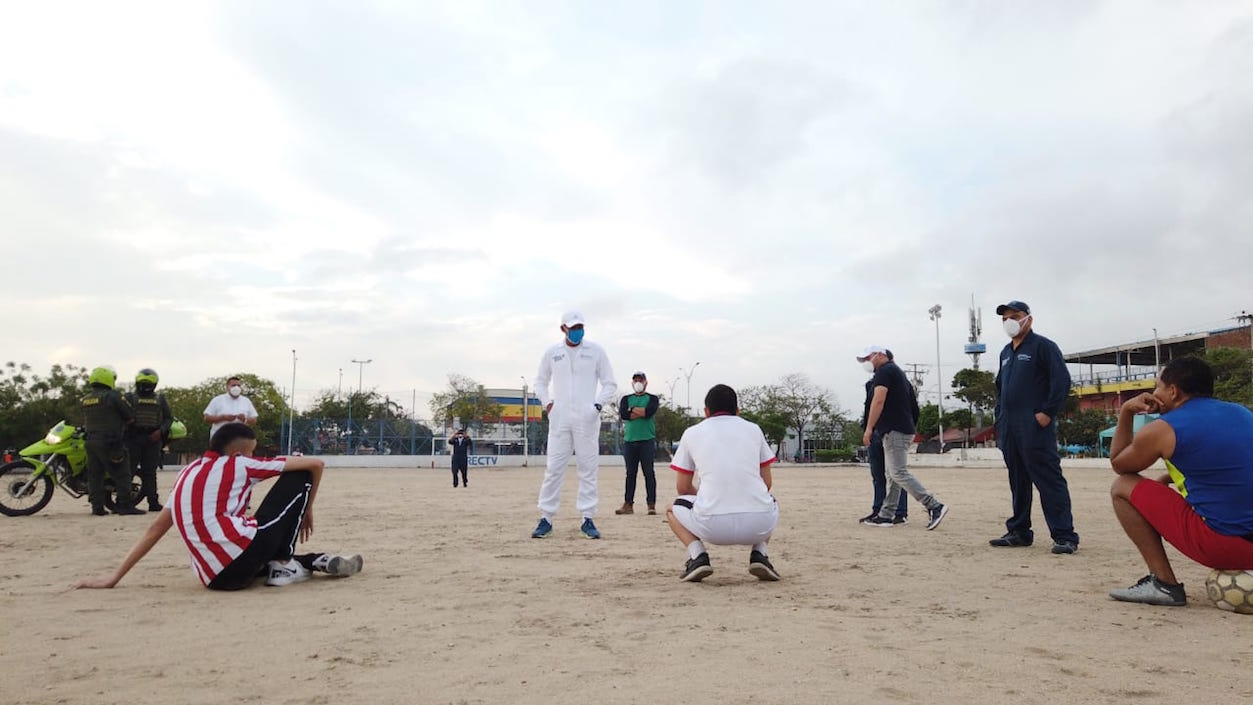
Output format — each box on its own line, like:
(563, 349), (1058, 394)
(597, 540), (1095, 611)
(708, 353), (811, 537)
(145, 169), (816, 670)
(0, 461), (56, 516)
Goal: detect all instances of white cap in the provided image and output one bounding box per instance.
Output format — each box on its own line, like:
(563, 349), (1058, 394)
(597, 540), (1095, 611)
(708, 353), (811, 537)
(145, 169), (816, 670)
(562, 310), (585, 327)
(856, 344), (888, 362)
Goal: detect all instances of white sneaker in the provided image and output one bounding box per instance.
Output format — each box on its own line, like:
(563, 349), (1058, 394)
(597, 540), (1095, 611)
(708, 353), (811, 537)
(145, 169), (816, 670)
(312, 553), (363, 578)
(265, 559), (311, 587)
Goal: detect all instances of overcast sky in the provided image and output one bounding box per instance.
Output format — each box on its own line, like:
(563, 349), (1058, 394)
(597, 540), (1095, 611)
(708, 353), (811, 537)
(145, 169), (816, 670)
(2, 0), (1251, 418)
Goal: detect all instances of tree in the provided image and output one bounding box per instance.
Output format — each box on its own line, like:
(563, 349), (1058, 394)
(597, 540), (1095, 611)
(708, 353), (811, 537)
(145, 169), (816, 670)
(1058, 409), (1110, 448)
(941, 408), (974, 431)
(0, 362), (89, 450)
(740, 408), (790, 457)
(428, 374), (503, 435)
(1204, 347), (1252, 406)
(653, 405), (698, 457)
(951, 368), (997, 424)
(916, 402), (939, 439)
(741, 374), (838, 461)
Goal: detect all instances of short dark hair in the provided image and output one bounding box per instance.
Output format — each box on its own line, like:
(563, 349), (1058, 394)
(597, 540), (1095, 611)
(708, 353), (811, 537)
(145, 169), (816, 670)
(1159, 357), (1214, 398)
(210, 422), (256, 453)
(704, 384), (738, 415)
(885, 349), (895, 361)
(227, 376), (242, 384)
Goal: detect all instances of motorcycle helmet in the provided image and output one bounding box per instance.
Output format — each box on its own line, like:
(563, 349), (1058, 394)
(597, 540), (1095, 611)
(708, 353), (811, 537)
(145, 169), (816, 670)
(88, 365), (117, 389)
(168, 419), (187, 440)
(135, 368), (159, 392)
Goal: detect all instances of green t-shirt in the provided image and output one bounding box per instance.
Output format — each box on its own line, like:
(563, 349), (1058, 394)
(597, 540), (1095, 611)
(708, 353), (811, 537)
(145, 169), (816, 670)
(623, 393), (657, 442)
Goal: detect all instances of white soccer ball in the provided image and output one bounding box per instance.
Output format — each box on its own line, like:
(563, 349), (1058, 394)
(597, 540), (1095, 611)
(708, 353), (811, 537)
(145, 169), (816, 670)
(1204, 569), (1253, 614)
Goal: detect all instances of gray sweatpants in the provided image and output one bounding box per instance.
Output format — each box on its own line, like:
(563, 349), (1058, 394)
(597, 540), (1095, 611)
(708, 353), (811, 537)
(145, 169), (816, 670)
(878, 430), (941, 518)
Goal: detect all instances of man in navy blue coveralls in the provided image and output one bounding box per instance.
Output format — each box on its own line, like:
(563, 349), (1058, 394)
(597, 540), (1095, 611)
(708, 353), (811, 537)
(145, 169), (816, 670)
(990, 300), (1080, 554)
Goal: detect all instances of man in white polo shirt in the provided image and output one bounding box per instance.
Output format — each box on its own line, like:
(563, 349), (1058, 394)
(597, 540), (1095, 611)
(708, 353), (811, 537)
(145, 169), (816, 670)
(204, 375), (259, 440)
(667, 383), (780, 582)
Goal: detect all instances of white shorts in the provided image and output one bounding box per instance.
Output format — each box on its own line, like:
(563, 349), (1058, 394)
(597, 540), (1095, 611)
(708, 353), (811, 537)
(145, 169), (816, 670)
(671, 495), (778, 545)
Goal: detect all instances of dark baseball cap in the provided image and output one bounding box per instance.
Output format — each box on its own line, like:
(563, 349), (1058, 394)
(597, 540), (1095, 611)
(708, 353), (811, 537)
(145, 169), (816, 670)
(631, 371), (646, 379)
(995, 300), (1030, 315)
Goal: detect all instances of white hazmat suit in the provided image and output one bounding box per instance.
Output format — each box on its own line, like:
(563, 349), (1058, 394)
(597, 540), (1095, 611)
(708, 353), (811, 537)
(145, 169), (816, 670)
(533, 336), (617, 520)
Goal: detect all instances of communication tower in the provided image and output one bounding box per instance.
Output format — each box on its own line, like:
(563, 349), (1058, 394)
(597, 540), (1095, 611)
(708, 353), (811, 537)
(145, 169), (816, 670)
(964, 295), (986, 369)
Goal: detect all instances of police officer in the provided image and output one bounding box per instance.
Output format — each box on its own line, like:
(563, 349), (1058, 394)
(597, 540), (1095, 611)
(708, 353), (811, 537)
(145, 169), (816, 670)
(124, 368), (173, 511)
(82, 366), (143, 516)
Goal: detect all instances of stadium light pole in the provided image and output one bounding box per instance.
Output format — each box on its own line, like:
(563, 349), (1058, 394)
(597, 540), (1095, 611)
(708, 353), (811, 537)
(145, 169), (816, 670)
(347, 358), (371, 456)
(680, 361), (700, 414)
(665, 376), (680, 407)
(520, 375), (529, 465)
(287, 349), (297, 455)
(352, 358), (372, 393)
(338, 368), (343, 399)
(929, 305), (944, 453)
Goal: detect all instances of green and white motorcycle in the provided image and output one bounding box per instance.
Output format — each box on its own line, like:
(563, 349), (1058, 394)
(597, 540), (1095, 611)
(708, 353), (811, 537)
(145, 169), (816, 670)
(0, 419), (186, 517)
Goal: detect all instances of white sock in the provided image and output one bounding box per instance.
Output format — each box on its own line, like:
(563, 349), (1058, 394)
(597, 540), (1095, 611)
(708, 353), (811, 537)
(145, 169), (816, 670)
(687, 540), (706, 560)
(752, 543), (768, 556)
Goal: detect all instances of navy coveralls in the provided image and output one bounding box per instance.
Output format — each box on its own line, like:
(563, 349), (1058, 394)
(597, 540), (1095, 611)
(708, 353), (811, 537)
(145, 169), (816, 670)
(994, 330), (1079, 545)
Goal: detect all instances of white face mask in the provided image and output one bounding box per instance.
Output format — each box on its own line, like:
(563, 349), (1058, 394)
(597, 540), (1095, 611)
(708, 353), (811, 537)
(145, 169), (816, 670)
(861, 360), (875, 374)
(632, 382), (645, 393)
(1003, 315), (1030, 338)
(229, 385), (242, 398)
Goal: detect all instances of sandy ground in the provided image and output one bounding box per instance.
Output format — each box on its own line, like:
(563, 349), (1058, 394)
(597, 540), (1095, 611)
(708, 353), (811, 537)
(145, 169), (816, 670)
(2, 461), (1250, 705)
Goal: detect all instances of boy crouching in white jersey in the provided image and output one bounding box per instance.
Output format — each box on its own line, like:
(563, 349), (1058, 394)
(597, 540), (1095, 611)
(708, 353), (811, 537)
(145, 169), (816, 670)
(667, 384), (780, 583)
(75, 423), (362, 591)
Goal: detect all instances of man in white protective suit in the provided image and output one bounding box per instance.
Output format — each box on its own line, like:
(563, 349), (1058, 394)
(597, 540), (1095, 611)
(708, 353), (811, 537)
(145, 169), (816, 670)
(530, 311), (618, 540)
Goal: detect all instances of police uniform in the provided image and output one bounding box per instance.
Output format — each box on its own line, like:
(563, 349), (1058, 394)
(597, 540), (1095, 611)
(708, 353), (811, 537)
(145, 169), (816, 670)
(82, 383), (137, 513)
(125, 388), (173, 510)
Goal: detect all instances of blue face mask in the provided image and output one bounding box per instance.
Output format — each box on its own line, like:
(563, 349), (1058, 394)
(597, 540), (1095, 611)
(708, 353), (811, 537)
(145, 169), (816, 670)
(566, 327), (585, 345)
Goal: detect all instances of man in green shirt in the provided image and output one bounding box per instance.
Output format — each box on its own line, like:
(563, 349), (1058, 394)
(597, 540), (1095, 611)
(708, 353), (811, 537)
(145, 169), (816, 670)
(616, 371), (660, 515)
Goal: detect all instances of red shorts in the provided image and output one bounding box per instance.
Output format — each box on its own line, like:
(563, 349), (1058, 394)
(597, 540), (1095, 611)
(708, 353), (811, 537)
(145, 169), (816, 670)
(1130, 479), (1253, 570)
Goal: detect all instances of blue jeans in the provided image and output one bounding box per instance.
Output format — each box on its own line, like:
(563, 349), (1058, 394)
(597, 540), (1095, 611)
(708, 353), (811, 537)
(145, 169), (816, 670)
(868, 433), (907, 518)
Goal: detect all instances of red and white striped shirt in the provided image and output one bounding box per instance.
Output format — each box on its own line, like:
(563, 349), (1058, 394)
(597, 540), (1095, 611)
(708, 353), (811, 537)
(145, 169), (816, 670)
(167, 452), (287, 586)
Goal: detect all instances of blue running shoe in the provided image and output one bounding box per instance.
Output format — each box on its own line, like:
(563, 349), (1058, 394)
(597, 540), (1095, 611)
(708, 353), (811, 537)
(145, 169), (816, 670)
(531, 518), (553, 539)
(580, 518), (601, 539)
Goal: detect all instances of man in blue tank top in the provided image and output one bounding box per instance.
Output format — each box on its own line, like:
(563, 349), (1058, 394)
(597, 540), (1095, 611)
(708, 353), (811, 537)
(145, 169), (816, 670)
(1108, 357), (1253, 606)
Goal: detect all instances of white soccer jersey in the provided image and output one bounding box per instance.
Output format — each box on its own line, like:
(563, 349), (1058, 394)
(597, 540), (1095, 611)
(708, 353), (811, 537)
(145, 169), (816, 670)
(167, 452), (286, 586)
(670, 414), (777, 517)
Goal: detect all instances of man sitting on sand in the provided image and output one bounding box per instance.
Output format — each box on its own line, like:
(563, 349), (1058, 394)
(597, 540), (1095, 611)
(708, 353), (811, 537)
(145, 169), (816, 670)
(75, 423), (362, 590)
(1107, 357), (1253, 606)
(667, 384), (780, 583)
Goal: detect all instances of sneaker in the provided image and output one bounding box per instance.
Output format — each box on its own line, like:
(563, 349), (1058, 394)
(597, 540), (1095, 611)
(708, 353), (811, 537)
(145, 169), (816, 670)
(531, 518), (553, 539)
(614, 503), (634, 515)
(681, 552), (713, 582)
(989, 532), (1033, 547)
(863, 515), (895, 527)
(1109, 574), (1186, 607)
(265, 559), (311, 587)
(892, 516), (909, 525)
(312, 553), (364, 577)
(858, 512), (878, 524)
(580, 518), (601, 539)
(748, 550), (780, 581)
(926, 504), (949, 531)
(113, 505), (146, 516)
(1051, 540), (1078, 555)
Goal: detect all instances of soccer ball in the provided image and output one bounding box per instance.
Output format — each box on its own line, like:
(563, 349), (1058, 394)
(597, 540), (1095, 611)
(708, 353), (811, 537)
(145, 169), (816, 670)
(1204, 569), (1253, 614)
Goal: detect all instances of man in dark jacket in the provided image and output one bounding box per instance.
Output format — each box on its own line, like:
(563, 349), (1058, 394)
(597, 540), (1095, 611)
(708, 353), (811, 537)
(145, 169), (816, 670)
(125, 368), (174, 511)
(448, 429), (472, 488)
(82, 365), (143, 516)
(990, 300), (1079, 554)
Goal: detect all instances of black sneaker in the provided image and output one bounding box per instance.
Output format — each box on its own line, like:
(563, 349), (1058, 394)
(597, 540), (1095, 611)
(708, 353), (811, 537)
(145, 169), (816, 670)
(91, 506), (108, 516)
(858, 512), (878, 524)
(1109, 574), (1186, 606)
(147, 500), (163, 512)
(925, 504), (949, 530)
(113, 505), (146, 516)
(1051, 540), (1078, 555)
(892, 516), (909, 525)
(681, 552), (713, 582)
(863, 515), (895, 527)
(989, 532), (1033, 547)
(748, 551), (780, 581)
